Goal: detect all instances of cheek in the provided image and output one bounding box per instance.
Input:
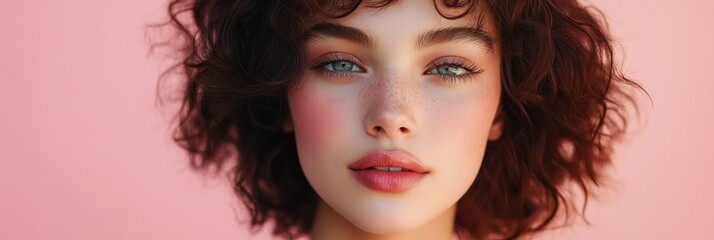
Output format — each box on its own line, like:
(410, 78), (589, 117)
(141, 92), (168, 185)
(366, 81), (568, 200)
(439, 100), (495, 151)
(426, 87), (500, 157)
(288, 87), (343, 151)
(432, 107), (486, 177)
(288, 83), (361, 180)
(288, 83), (361, 205)
(419, 84), (501, 191)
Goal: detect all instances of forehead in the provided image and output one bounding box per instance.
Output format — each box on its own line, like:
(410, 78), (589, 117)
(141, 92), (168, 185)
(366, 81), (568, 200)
(306, 0), (498, 51)
(325, 1), (494, 29)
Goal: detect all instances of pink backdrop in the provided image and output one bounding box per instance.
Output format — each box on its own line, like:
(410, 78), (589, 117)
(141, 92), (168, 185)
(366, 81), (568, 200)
(1, 0), (712, 239)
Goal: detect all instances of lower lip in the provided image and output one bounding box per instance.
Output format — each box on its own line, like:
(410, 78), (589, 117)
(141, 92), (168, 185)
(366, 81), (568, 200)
(350, 169), (426, 193)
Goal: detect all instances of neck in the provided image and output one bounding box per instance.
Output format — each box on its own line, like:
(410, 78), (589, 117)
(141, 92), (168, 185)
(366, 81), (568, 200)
(310, 200), (457, 240)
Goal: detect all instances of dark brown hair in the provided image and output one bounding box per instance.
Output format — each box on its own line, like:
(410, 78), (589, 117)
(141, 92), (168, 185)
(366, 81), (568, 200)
(158, 0), (643, 239)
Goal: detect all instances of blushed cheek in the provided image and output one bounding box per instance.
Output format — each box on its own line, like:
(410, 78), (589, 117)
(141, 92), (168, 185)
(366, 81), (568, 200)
(426, 90), (500, 162)
(438, 109), (486, 156)
(288, 86), (344, 154)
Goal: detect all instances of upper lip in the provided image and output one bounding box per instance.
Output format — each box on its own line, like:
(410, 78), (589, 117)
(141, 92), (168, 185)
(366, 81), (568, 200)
(348, 150), (430, 173)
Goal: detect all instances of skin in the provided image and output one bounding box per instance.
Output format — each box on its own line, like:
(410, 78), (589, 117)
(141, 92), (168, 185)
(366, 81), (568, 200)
(287, 0), (502, 239)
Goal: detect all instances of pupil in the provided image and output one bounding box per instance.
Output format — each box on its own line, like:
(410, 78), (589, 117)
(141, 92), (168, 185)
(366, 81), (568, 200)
(439, 66), (457, 75)
(332, 61), (352, 71)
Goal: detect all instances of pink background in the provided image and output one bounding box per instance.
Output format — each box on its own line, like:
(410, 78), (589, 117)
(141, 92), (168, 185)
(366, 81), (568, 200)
(1, 0), (712, 239)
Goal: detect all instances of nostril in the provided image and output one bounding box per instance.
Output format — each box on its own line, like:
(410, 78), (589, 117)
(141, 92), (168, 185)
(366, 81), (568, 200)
(374, 126), (383, 132)
(369, 126), (410, 136)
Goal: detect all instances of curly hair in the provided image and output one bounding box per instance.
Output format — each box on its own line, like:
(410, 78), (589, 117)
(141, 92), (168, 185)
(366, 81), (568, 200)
(158, 0), (643, 239)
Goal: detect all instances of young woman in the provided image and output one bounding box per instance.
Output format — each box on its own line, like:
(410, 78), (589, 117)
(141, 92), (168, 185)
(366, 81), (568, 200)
(160, 0), (643, 239)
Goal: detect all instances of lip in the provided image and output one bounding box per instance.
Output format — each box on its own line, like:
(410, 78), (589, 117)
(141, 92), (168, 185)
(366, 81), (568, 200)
(348, 150), (430, 193)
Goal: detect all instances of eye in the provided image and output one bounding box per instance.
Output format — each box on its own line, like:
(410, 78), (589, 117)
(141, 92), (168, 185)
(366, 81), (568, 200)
(310, 53), (366, 79)
(323, 61), (362, 72)
(427, 65), (469, 76)
(425, 57), (484, 84)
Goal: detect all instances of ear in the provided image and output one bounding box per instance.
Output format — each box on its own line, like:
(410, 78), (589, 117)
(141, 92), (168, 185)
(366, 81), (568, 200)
(282, 114), (294, 132)
(488, 110), (503, 141)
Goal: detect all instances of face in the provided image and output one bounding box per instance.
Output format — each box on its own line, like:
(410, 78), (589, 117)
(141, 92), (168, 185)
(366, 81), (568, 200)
(288, 0), (502, 234)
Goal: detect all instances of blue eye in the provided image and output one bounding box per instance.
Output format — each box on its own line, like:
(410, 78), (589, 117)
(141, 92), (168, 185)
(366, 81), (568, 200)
(428, 65), (469, 76)
(425, 58), (484, 84)
(324, 61), (362, 72)
(310, 53), (365, 79)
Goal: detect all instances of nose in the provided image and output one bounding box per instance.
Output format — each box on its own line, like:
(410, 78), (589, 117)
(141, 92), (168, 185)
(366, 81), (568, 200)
(363, 74), (417, 139)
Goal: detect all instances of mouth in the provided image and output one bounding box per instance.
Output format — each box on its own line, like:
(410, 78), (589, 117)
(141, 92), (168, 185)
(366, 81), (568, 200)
(348, 150), (429, 193)
(348, 150), (429, 173)
(367, 167), (410, 172)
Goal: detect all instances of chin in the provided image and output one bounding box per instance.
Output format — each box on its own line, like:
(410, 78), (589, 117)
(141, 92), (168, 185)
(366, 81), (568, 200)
(343, 205), (432, 234)
(352, 218), (424, 234)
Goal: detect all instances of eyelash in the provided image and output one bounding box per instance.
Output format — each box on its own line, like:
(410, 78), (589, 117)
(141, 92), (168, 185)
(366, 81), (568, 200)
(425, 58), (484, 84)
(309, 54), (484, 84)
(310, 54), (364, 79)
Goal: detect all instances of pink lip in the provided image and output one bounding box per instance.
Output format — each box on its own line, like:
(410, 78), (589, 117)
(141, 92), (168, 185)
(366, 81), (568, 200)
(348, 150), (430, 193)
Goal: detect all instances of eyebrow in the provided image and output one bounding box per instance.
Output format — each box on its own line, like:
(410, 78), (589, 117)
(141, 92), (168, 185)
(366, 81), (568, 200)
(304, 23), (375, 48)
(416, 27), (495, 51)
(304, 23), (496, 51)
